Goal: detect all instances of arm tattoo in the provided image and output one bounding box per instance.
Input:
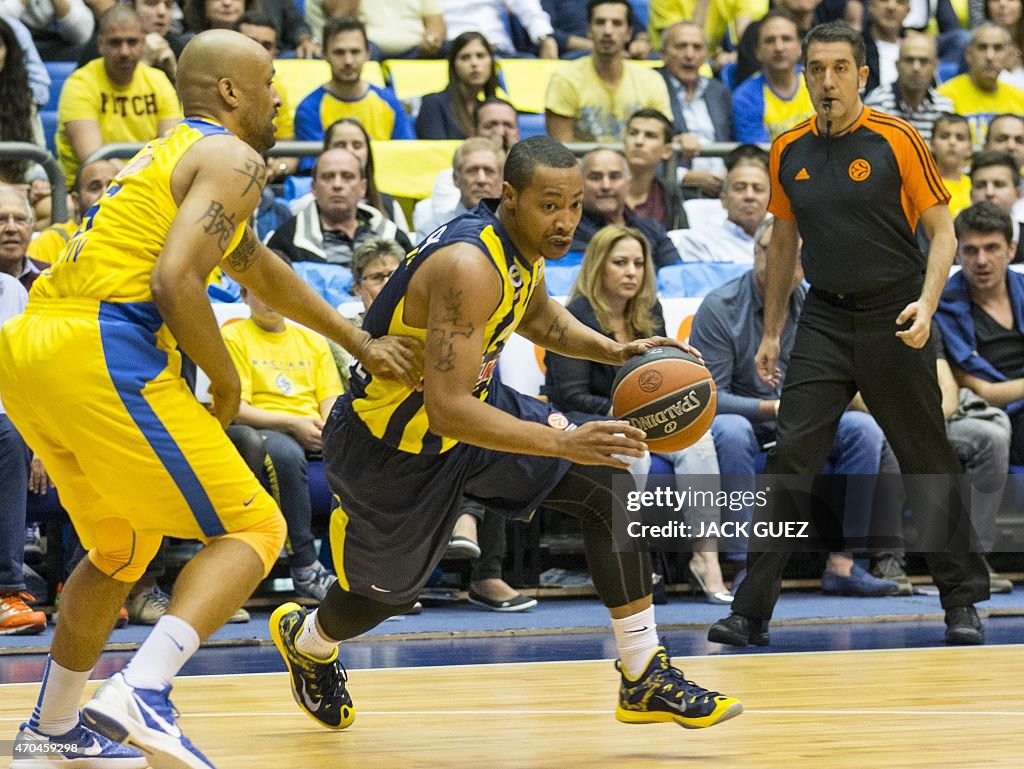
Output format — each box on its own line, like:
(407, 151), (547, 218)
(233, 158), (267, 196)
(440, 288), (475, 336)
(431, 329), (457, 373)
(225, 229), (259, 272)
(546, 311), (569, 348)
(431, 287), (476, 373)
(196, 200), (237, 252)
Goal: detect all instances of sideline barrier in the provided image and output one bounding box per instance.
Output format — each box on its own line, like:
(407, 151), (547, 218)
(0, 142), (68, 223)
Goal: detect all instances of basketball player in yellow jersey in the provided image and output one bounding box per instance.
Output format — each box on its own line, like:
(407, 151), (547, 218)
(0, 30), (419, 769)
(271, 136), (743, 736)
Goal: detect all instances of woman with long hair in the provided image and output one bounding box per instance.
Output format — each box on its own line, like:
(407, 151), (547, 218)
(0, 18), (38, 184)
(415, 31), (500, 140)
(544, 225), (733, 604)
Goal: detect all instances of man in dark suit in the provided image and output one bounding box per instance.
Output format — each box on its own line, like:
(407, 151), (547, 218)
(658, 20), (733, 199)
(573, 148), (681, 270)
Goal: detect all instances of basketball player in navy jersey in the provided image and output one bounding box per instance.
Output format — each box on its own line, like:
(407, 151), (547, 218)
(270, 135), (744, 732)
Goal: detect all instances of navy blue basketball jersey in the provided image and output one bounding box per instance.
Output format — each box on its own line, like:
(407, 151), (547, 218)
(349, 201), (545, 454)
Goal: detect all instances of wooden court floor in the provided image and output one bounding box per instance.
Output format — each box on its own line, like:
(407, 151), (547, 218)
(3, 645), (1023, 768)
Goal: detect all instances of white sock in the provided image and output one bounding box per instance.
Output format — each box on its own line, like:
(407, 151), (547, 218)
(295, 610), (339, 661)
(611, 606), (659, 679)
(30, 657), (91, 736)
(122, 614), (200, 691)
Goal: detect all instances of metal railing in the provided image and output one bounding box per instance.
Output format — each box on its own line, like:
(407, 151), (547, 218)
(82, 137), (761, 219)
(86, 140), (753, 166)
(0, 142), (67, 224)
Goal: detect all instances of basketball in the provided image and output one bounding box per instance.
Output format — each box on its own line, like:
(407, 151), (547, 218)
(611, 346), (717, 453)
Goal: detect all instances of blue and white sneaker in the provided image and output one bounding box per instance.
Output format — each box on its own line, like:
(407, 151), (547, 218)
(82, 672), (214, 769)
(12, 718), (147, 767)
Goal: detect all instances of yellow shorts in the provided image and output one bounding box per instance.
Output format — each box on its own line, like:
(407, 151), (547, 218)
(0, 299), (281, 577)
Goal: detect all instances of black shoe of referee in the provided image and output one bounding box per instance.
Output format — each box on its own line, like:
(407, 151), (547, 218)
(708, 612), (771, 647)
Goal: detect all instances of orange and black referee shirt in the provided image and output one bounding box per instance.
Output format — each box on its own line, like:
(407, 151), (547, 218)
(768, 106), (950, 297)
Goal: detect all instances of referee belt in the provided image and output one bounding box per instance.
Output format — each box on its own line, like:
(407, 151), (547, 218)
(808, 273), (923, 311)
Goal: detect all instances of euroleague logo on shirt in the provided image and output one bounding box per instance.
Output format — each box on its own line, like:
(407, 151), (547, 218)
(848, 159), (872, 182)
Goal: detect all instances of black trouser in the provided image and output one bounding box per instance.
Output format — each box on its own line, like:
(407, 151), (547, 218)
(318, 463), (652, 641)
(732, 286), (989, 620)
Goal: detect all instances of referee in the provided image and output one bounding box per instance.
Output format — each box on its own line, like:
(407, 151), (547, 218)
(708, 21), (990, 647)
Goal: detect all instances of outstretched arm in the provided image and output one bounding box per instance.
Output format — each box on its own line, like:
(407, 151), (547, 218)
(221, 230), (422, 388)
(517, 276), (698, 365)
(419, 246), (646, 467)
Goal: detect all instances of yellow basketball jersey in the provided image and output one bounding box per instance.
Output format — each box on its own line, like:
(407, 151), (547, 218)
(348, 202), (544, 455)
(34, 118), (246, 308)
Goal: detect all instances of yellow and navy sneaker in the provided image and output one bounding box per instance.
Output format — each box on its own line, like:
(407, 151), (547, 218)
(615, 646), (743, 729)
(270, 602), (355, 730)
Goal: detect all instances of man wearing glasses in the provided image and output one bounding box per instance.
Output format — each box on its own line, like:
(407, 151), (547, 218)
(0, 187), (48, 292)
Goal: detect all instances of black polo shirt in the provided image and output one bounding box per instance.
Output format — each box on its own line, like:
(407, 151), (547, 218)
(972, 304), (1024, 379)
(768, 106), (949, 296)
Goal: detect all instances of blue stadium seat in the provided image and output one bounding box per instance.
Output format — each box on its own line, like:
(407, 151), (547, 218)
(657, 262), (748, 297)
(207, 273), (242, 302)
(679, 262), (748, 297)
(656, 263), (687, 296)
(558, 250), (584, 268)
(937, 60), (960, 84)
(628, 0), (650, 29)
(40, 111), (59, 155)
(720, 61), (739, 90)
(41, 61), (78, 155)
(544, 263), (580, 295)
(284, 175), (313, 200)
(44, 61), (76, 112)
(517, 112), (547, 139)
(292, 261), (353, 305)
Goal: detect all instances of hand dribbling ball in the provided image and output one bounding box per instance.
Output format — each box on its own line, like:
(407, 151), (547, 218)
(611, 347), (717, 452)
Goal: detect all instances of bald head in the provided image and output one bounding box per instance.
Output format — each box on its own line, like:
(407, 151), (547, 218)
(177, 30), (271, 115)
(582, 148), (629, 221)
(176, 30), (280, 151)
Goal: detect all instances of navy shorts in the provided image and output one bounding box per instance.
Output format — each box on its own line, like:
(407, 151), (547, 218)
(322, 383), (573, 604)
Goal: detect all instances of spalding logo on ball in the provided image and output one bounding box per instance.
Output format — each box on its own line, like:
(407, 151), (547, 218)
(611, 347), (717, 453)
